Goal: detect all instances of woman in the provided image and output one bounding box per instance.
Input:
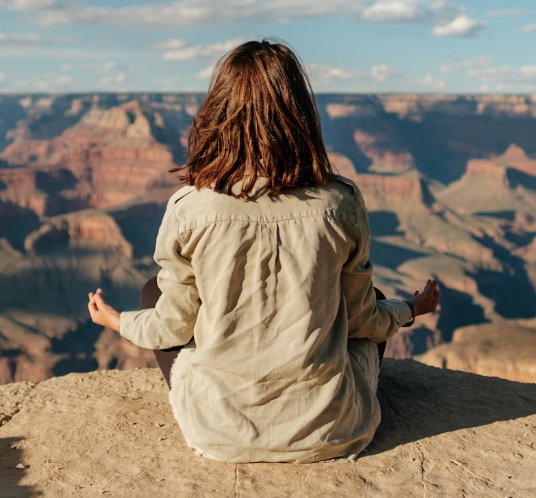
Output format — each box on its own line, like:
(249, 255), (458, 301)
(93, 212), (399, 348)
(88, 39), (441, 464)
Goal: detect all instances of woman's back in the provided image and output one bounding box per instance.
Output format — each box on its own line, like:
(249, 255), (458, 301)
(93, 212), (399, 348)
(121, 175), (395, 462)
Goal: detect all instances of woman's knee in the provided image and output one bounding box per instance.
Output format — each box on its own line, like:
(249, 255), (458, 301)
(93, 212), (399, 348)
(140, 276), (161, 309)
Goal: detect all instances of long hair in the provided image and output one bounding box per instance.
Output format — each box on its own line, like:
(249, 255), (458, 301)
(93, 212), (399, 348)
(178, 38), (333, 198)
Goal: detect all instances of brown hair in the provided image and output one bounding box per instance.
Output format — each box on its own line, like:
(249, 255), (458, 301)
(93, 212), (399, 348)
(177, 38), (333, 197)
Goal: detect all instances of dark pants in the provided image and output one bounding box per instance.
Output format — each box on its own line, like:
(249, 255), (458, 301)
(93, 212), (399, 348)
(141, 277), (387, 389)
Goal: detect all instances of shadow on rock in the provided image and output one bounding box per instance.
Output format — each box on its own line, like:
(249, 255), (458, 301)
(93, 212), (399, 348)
(365, 359), (536, 456)
(0, 437), (42, 497)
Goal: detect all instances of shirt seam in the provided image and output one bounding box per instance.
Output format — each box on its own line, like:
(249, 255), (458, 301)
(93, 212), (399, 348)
(175, 212), (356, 236)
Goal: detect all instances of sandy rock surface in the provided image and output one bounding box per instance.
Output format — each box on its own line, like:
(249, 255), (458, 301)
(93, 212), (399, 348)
(1, 359), (535, 498)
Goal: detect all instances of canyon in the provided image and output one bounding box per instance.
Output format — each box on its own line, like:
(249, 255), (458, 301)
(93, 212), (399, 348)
(0, 93), (535, 384)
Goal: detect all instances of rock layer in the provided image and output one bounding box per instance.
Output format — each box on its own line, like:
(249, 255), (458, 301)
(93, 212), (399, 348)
(416, 321), (536, 383)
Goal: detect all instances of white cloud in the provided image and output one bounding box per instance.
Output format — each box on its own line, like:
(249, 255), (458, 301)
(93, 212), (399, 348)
(55, 75), (72, 84)
(60, 61), (158, 74)
(439, 55), (493, 73)
(520, 66), (536, 78)
(327, 67), (353, 79)
(306, 62), (396, 89)
(486, 8), (528, 18)
(196, 65), (215, 79)
(0, 46), (135, 59)
(154, 38), (187, 50)
(467, 65), (513, 82)
(0, 0), (487, 38)
(0, 0), (57, 10)
(127, 62), (152, 69)
(306, 64), (354, 88)
(34, 81), (51, 90)
(489, 82), (536, 93)
(0, 32), (73, 45)
(156, 76), (182, 85)
(0, 72), (5, 83)
(433, 14), (487, 37)
(306, 64), (353, 87)
(467, 64), (536, 84)
(61, 61), (117, 72)
(360, 0), (466, 24)
(415, 74), (446, 89)
(369, 64), (396, 82)
(101, 73), (125, 84)
(519, 23), (536, 34)
(160, 38), (245, 62)
(32, 73), (73, 90)
(361, 0), (425, 22)
(443, 55), (536, 91)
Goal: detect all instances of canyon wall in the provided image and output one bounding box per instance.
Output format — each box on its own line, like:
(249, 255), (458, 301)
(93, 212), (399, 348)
(0, 93), (535, 383)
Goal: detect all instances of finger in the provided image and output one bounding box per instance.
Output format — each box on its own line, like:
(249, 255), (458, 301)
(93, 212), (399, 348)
(88, 292), (94, 299)
(413, 290), (419, 296)
(88, 301), (98, 317)
(96, 288), (103, 295)
(94, 292), (106, 306)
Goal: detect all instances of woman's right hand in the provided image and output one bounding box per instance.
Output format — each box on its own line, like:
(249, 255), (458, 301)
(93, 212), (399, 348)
(407, 279), (441, 316)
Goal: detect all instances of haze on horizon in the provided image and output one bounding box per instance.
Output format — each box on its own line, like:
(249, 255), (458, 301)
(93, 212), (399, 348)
(0, 0), (535, 94)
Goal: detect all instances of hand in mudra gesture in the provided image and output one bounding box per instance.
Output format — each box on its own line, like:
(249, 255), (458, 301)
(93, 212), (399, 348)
(88, 288), (121, 331)
(407, 279), (441, 316)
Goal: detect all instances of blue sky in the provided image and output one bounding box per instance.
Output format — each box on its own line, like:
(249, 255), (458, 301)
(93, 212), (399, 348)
(0, 0), (535, 93)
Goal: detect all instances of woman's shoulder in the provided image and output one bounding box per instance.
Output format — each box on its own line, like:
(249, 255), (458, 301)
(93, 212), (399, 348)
(330, 174), (359, 196)
(168, 185), (197, 207)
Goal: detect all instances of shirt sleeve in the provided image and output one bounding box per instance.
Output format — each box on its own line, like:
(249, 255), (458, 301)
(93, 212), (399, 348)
(118, 195), (200, 350)
(341, 187), (413, 343)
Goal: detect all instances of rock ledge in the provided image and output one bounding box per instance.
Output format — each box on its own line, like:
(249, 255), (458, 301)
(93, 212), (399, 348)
(1, 359), (535, 497)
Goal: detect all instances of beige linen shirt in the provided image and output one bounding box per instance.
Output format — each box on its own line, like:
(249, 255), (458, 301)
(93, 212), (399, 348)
(119, 174), (412, 463)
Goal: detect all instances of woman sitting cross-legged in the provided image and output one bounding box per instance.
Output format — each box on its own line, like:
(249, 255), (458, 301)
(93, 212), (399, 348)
(88, 39), (441, 464)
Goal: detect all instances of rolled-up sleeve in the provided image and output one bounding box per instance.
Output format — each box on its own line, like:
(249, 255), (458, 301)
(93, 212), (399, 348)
(119, 195), (200, 350)
(341, 188), (412, 343)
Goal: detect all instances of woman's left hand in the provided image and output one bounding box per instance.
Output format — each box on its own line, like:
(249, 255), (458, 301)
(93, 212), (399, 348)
(88, 288), (121, 331)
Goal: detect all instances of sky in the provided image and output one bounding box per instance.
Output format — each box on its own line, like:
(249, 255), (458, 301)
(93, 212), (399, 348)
(0, 0), (535, 94)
